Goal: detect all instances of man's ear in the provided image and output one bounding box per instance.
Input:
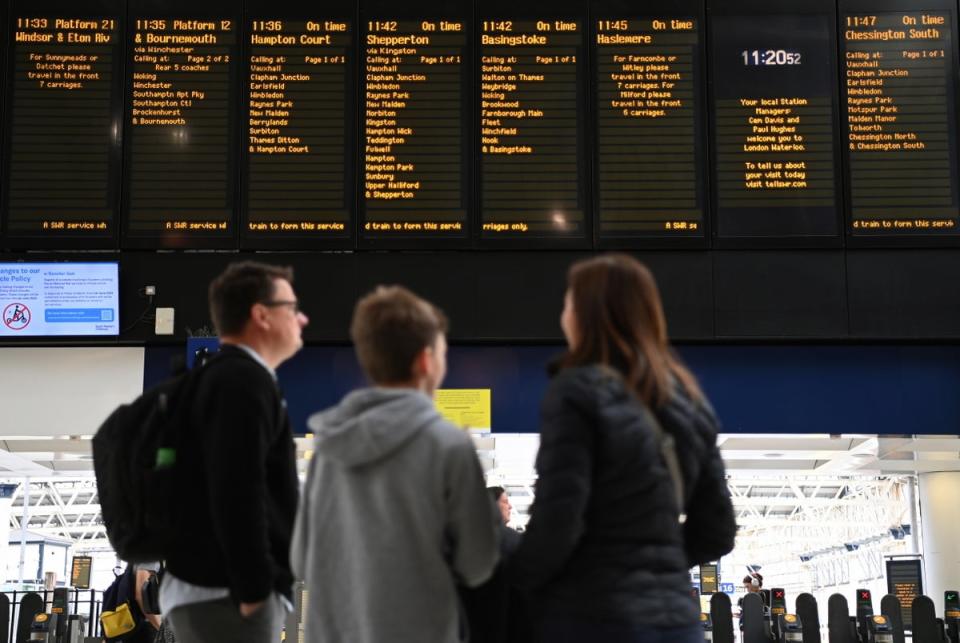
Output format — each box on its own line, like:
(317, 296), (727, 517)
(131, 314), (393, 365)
(410, 345), (432, 379)
(249, 302), (270, 331)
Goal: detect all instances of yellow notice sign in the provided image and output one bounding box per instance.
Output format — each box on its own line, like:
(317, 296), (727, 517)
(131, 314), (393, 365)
(435, 389), (491, 431)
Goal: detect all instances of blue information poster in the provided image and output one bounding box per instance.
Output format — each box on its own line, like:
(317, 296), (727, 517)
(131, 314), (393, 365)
(0, 263), (119, 337)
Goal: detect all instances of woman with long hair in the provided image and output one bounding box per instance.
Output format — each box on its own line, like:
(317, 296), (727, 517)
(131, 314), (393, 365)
(511, 254), (736, 643)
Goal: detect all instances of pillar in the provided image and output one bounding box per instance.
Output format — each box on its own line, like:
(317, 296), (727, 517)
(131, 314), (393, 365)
(919, 472), (960, 607)
(0, 483), (18, 583)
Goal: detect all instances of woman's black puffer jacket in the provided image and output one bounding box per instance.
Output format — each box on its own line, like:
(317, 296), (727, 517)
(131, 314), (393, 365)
(511, 365), (736, 628)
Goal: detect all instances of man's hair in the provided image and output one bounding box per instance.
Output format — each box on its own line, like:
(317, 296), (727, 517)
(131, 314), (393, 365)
(488, 486), (505, 502)
(743, 573), (763, 588)
(208, 261), (294, 336)
(350, 285), (448, 384)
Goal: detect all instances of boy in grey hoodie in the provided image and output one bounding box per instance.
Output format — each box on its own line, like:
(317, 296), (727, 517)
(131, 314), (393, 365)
(291, 286), (500, 643)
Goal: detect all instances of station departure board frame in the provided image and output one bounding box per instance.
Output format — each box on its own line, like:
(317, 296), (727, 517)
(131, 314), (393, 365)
(240, 0), (357, 250)
(358, 0), (473, 249)
(840, 0), (960, 247)
(591, 0), (709, 249)
(707, 0), (844, 248)
(478, 0), (590, 249)
(1, 0), (123, 250)
(120, 0), (241, 249)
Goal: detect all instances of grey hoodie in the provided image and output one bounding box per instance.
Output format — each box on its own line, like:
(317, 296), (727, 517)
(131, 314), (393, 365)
(291, 388), (500, 643)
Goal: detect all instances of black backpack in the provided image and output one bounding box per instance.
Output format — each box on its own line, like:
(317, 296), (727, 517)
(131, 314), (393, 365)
(93, 351), (234, 562)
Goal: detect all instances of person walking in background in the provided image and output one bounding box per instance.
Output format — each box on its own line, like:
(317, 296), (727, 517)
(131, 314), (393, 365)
(162, 262), (308, 643)
(460, 486), (531, 643)
(292, 285), (499, 643)
(736, 572), (765, 617)
(511, 253), (737, 643)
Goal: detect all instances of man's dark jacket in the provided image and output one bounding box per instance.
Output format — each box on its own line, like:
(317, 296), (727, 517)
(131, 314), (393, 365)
(165, 345), (300, 602)
(511, 364), (736, 628)
(461, 524), (530, 643)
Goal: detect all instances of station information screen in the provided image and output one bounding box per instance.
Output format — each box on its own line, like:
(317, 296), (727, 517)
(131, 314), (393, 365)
(886, 558), (923, 630)
(359, 15), (470, 243)
(841, 1), (960, 237)
(70, 555), (92, 589)
(3, 2), (122, 247)
(242, 12), (353, 248)
(122, 4), (238, 247)
(710, 3), (842, 242)
(593, 6), (705, 242)
(479, 14), (587, 242)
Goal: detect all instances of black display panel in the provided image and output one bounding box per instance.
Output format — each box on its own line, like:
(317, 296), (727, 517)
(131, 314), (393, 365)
(886, 558), (923, 631)
(841, 0), (960, 241)
(708, 0), (842, 244)
(121, 0), (239, 248)
(479, 2), (588, 245)
(242, 1), (355, 249)
(2, 1), (122, 249)
(592, 1), (707, 246)
(359, 1), (471, 247)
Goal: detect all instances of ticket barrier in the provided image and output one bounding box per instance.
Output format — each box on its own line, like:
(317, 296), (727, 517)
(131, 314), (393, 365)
(854, 588), (874, 643)
(778, 614), (804, 643)
(864, 615), (894, 643)
(742, 593), (773, 643)
(29, 613), (88, 643)
(946, 590), (960, 643)
(770, 588), (788, 641)
(29, 613), (57, 642)
(795, 593), (822, 643)
(701, 612), (713, 642)
(709, 591), (735, 643)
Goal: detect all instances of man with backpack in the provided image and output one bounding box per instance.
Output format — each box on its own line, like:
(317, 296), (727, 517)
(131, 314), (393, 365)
(161, 262), (308, 643)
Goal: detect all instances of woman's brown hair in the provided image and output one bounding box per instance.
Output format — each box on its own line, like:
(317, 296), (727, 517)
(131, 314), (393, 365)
(559, 253), (703, 408)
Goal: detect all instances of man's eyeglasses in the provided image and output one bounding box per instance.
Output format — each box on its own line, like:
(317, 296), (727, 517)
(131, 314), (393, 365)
(261, 300), (301, 314)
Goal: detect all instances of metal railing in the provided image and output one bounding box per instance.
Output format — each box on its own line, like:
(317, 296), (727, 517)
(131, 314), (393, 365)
(2, 589), (102, 643)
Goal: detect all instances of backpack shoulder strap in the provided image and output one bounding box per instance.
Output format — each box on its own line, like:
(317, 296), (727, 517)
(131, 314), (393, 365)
(643, 408), (685, 514)
(597, 364), (685, 514)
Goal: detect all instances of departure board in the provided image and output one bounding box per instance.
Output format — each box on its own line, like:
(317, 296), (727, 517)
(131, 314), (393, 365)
(242, 11), (353, 248)
(2, 2), (122, 248)
(710, 2), (842, 242)
(593, 3), (705, 243)
(841, 1), (960, 238)
(360, 15), (470, 244)
(479, 13), (587, 243)
(122, 3), (238, 248)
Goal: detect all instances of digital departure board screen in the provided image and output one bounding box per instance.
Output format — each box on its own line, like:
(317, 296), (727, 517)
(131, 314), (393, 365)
(359, 8), (470, 245)
(841, 1), (960, 238)
(242, 5), (354, 249)
(121, 1), (238, 248)
(70, 555), (92, 589)
(2, 2), (122, 248)
(709, 2), (842, 243)
(479, 10), (587, 243)
(593, 2), (705, 244)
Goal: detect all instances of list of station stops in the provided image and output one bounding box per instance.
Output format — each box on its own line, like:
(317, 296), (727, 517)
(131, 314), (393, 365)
(595, 17), (702, 237)
(246, 19), (352, 239)
(361, 19), (468, 238)
(125, 17), (235, 239)
(7, 15), (119, 238)
(480, 18), (584, 238)
(843, 11), (960, 234)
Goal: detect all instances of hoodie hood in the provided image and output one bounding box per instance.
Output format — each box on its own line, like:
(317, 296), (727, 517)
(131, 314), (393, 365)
(307, 388), (441, 467)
